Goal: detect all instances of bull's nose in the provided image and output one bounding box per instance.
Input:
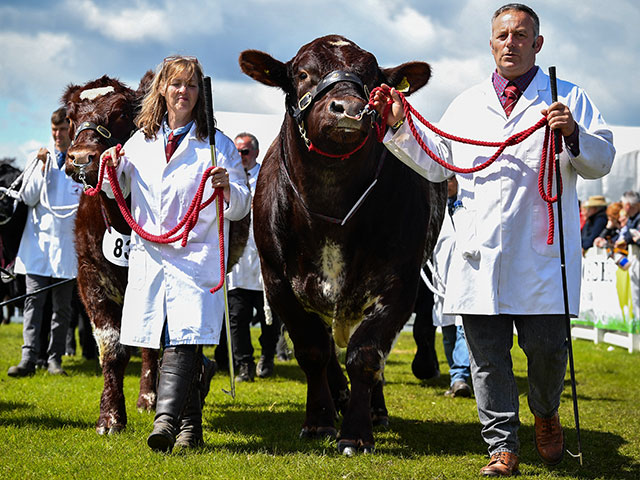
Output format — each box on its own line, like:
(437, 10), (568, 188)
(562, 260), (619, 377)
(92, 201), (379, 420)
(330, 100), (346, 115)
(67, 151), (96, 167)
(329, 98), (366, 119)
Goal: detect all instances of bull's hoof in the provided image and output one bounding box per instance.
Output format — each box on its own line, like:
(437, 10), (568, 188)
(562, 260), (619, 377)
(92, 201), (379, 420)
(337, 439), (375, 456)
(299, 426), (337, 440)
(96, 426), (108, 436)
(108, 424), (126, 435)
(372, 415), (389, 429)
(411, 353), (440, 381)
(136, 392), (157, 412)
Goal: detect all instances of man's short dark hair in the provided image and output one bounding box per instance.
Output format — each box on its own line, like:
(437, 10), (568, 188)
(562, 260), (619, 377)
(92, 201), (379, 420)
(51, 107), (68, 126)
(235, 132), (259, 151)
(493, 3), (540, 38)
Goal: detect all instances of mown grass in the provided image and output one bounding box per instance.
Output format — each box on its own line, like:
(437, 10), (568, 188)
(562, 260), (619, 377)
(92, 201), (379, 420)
(1, 321), (639, 479)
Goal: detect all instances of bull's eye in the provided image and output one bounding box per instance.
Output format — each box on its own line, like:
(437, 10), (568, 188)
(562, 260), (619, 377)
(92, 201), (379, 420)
(299, 72), (308, 80)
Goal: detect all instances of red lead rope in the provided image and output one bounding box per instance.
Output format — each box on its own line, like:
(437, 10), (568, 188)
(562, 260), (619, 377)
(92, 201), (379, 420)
(368, 85), (563, 245)
(83, 144), (226, 293)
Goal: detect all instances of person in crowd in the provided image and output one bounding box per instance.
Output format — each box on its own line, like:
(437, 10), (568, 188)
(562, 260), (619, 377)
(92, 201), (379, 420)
(580, 195), (608, 252)
(228, 132), (282, 382)
(432, 176), (472, 398)
(101, 55), (251, 452)
(593, 201), (623, 248)
(372, 3), (614, 475)
(8, 107), (81, 377)
(615, 191), (640, 317)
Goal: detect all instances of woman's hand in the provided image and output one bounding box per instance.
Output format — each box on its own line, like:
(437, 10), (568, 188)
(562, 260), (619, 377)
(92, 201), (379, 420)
(210, 166), (230, 202)
(100, 146), (123, 168)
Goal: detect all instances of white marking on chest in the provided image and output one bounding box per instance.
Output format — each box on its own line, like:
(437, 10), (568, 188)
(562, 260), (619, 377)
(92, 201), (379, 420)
(319, 242), (345, 301)
(80, 86), (115, 101)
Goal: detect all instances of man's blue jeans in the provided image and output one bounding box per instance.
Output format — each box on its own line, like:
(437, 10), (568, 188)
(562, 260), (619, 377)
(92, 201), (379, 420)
(462, 314), (568, 456)
(441, 324), (471, 386)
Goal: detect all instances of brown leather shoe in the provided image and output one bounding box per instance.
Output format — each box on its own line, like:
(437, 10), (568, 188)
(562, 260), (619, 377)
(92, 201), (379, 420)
(480, 452), (520, 476)
(534, 413), (564, 465)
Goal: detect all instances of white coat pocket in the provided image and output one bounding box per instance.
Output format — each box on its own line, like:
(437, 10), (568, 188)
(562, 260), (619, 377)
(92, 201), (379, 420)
(531, 203), (560, 257)
(452, 207), (480, 261)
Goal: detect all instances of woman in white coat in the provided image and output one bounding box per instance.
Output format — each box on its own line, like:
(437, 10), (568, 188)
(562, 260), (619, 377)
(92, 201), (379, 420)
(102, 55), (251, 452)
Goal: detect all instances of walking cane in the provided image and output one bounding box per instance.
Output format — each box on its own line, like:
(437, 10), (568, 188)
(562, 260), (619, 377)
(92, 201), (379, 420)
(549, 66), (583, 465)
(203, 75), (236, 399)
(0, 278), (76, 308)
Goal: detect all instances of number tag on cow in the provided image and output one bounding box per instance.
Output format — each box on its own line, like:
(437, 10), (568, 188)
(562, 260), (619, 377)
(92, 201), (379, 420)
(102, 229), (131, 267)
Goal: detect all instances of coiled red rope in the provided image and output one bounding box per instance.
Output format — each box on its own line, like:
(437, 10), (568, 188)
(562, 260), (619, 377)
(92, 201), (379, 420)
(83, 144), (226, 293)
(368, 85), (562, 245)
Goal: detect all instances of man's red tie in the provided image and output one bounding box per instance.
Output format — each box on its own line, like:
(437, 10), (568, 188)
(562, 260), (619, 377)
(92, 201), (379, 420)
(503, 83), (520, 117)
(165, 132), (182, 162)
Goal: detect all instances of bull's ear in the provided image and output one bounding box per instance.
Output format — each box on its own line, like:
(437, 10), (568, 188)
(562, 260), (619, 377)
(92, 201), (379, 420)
(61, 84), (82, 105)
(137, 70), (155, 97)
(239, 50), (288, 90)
(381, 62), (431, 96)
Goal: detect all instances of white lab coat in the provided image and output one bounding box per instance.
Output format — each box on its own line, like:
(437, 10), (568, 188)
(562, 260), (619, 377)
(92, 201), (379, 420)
(102, 126), (251, 348)
(15, 145), (81, 279)
(228, 162), (262, 291)
(430, 211), (460, 327)
(386, 68), (615, 316)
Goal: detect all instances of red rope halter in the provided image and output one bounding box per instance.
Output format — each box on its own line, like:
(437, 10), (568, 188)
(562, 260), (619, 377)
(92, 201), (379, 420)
(83, 145), (226, 293)
(368, 85), (562, 245)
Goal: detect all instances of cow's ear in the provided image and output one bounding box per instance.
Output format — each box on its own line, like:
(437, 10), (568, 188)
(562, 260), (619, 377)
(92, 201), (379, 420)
(61, 84), (82, 105)
(381, 62), (431, 96)
(137, 70), (155, 97)
(239, 50), (289, 90)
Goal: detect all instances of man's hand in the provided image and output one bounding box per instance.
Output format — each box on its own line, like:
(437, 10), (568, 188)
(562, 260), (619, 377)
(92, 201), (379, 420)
(36, 147), (49, 164)
(541, 102), (577, 137)
(371, 84), (405, 128)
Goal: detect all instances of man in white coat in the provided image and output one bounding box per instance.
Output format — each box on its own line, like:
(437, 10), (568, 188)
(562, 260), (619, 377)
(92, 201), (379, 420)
(373, 3), (615, 476)
(8, 107), (81, 377)
(228, 132), (282, 382)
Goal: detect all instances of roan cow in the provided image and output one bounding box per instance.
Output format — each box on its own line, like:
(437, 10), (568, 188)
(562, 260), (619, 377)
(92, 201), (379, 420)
(62, 75), (159, 434)
(239, 35), (447, 454)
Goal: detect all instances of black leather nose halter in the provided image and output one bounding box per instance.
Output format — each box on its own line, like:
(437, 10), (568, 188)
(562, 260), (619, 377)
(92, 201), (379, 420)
(291, 70), (370, 123)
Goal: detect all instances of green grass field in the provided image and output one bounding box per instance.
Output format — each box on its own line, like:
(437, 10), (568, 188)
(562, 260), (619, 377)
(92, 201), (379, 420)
(1, 321), (638, 479)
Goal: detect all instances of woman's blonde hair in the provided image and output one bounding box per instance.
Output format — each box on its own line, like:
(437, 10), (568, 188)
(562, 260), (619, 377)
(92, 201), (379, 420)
(135, 55), (211, 141)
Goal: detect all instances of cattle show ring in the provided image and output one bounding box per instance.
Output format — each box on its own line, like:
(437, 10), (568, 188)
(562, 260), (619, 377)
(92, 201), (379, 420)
(1, 22), (639, 480)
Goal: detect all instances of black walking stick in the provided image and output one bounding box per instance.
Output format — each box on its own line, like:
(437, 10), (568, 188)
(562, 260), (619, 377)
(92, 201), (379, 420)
(0, 278), (76, 308)
(549, 66), (583, 465)
(203, 75), (236, 399)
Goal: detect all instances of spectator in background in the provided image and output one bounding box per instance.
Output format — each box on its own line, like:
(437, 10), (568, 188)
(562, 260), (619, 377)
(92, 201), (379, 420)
(8, 107), (81, 377)
(432, 176), (472, 398)
(228, 132), (282, 382)
(581, 195), (608, 252)
(593, 201), (623, 248)
(616, 191), (640, 318)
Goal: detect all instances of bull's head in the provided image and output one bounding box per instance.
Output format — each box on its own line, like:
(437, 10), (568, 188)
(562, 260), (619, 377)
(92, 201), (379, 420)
(239, 34), (431, 157)
(62, 73), (152, 187)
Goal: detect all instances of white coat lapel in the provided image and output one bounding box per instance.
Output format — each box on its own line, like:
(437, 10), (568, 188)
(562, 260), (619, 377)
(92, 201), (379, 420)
(508, 69), (547, 122)
(483, 78), (505, 119)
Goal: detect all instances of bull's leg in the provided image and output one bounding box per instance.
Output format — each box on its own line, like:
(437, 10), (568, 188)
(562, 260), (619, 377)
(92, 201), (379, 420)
(338, 344), (382, 455)
(327, 341), (350, 417)
(137, 348), (159, 411)
(370, 377), (388, 428)
(411, 281), (439, 380)
(284, 312), (337, 439)
(93, 323), (131, 435)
